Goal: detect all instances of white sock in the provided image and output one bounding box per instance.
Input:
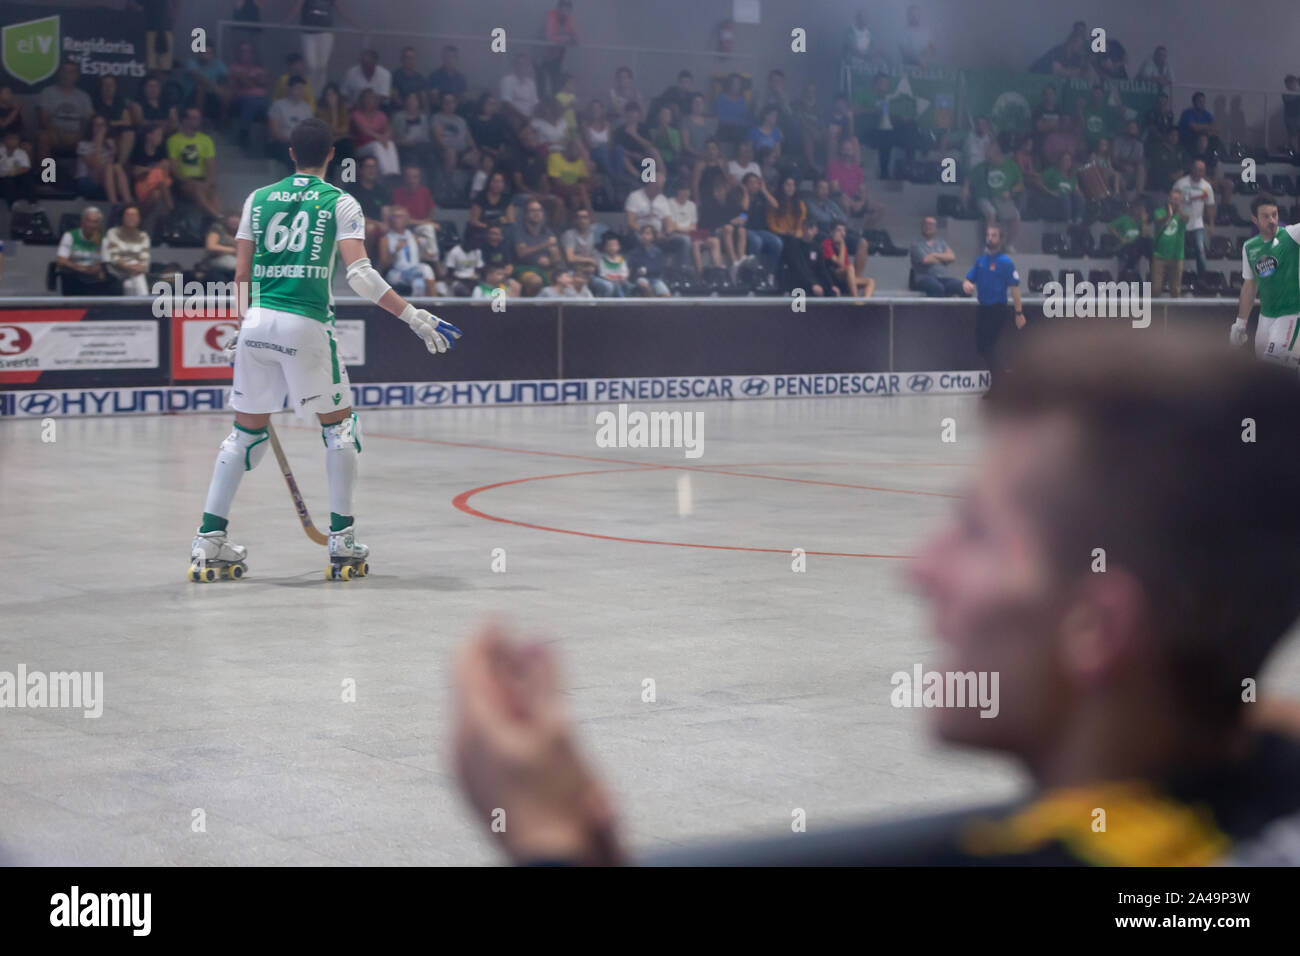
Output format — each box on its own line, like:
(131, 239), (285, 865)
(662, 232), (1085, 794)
(322, 415), (360, 520)
(203, 424), (268, 519)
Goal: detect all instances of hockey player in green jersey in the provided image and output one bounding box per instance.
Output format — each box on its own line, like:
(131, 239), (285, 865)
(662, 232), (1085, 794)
(1231, 195), (1300, 370)
(189, 118), (462, 581)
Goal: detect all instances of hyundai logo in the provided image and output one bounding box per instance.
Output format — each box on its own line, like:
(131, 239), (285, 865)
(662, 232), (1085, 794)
(907, 374), (933, 393)
(740, 377), (769, 396)
(18, 392), (58, 415)
(417, 384), (449, 405)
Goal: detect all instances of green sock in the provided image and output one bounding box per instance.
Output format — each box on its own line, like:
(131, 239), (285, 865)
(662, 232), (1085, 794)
(330, 512), (353, 532)
(199, 512), (228, 534)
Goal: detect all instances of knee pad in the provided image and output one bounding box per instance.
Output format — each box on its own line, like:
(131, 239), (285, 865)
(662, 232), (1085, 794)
(222, 424), (269, 471)
(322, 413), (362, 452)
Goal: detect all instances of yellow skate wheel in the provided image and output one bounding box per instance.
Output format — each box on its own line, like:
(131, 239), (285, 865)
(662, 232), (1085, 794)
(340, 564), (355, 581)
(188, 567), (201, 582)
(202, 567), (218, 583)
(359, 562), (369, 577)
(325, 566), (334, 580)
(228, 563), (245, 580)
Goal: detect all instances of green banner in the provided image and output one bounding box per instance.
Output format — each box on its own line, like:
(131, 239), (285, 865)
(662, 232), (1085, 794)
(962, 69), (1163, 136)
(846, 59), (959, 130)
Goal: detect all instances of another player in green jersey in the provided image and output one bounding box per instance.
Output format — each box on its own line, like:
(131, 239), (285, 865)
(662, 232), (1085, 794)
(1231, 195), (1300, 370)
(189, 118), (462, 582)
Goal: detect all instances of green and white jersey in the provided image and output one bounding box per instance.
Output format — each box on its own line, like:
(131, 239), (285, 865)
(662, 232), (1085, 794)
(236, 173), (365, 323)
(1241, 224), (1300, 319)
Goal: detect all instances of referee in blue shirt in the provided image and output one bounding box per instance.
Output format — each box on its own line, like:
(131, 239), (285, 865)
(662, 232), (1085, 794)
(961, 224), (1025, 393)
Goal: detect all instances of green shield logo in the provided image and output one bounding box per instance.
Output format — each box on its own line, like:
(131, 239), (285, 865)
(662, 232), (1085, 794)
(3, 16), (59, 87)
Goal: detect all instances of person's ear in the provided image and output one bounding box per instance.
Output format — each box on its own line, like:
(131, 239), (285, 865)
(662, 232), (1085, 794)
(1058, 568), (1149, 688)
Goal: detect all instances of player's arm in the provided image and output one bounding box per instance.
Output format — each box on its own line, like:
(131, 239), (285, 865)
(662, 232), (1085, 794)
(339, 236), (461, 354)
(1230, 241), (1255, 346)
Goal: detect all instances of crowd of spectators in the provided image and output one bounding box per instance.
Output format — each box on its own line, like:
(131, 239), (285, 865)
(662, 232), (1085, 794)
(0, 5), (1288, 297)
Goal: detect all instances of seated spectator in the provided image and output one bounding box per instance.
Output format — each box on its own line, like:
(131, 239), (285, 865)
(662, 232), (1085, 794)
(470, 94), (511, 160)
(380, 206), (443, 297)
(765, 175), (806, 238)
(625, 177), (689, 267)
(650, 70), (695, 125)
(391, 164), (439, 256)
(697, 177), (747, 270)
(714, 73), (750, 145)
(391, 46), (429, 110)
(500, 54), (540, 126)
(55, 207), (115, 294)
(1143, 92), (1175, 146)
(608, 66), (642, 119)
(555, 73), (579, 135)
(859, 71), (919, 180)
(167, 107), (221, 217)
(1079, 84), (1117, 154)
(727, 140), (761, 185)
(627, 224), (671, 297)
(38, 60), (94, 163)
(0, 130), (34, 207)
(1039, 151), (1085, 224)
(539, 267), (593, 298)
(614, 103), (659, 181)
(428, 45), (468, 105)
(1013, 136), (1045, 203)
(826, 93), (854, 163)
(132, 74), (179, 135)
(581, 99), (623, 180)
(529, 98), (570, 153)
(1112, 119), (1146, 195)
(505, 125), (562, 224)
(92, 75), (136, 169)
(512, 198), (560, 295)
(102, 203), (151, 295)
(341, 49), (392, 108)
(351, 155), (393, 253)
(740, 173), (781, 278)
(472, 262), (516, 300)
(749, 106), (784, 156)
(760, 69), (792, 129)
(267, 77), (314, 169)
(315, 83), (353, 178)
(467, 169), (515, 246)
(822, 221), (873, 297)
(650, 106), (682, 177)
(591, 232), (630, 297)
(1147, 125), (1184, 193)
(1087, 136), (1123, 195)
(228, 40), (270, 148)
(691, 138), (728, 201)
(805, 176), (848, 234)
(962, 137), (1022, 252)
(444, 238), (484, 296)
(662, 181), (703, 273)
(1136, 45), (1174, 90)
(128, 123), (172, 228)
(75, 115), (129, 204)
(1093, 35), (1128, 80)
(391, 92), (436, 174)
(184, 48), (231, 123)
(779, 219), (837, 296)
(1107, 198), (1152, 277)
(678, 93), (717, 165)
(826, 138), (882, 226)
(1178, 92), (1218, 151)
(1030, 89), (1061, 161)
(547, 138), (591, 218)
(1029, 30), (1087, 77)
(271, 53), (314, 111)
(199, 211), (240, 280)
(478, 223), (518, 288)
(910, 215), (965, 296)
(561, 206), (606, 276)
(351, 89), (400, 177)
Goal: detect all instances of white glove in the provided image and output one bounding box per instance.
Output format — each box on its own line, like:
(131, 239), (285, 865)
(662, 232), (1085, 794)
(1229, 319), (1249, 348)
(223, 333), (238, 363)
(402, 305), (462, 355)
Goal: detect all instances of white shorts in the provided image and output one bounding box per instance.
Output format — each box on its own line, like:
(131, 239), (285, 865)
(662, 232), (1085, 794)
(230, 306), (351, 418)
(1258, 313), (1300, 368)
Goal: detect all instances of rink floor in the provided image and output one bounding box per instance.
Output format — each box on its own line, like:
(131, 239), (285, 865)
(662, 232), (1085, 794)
(3, 395), (1298, 865)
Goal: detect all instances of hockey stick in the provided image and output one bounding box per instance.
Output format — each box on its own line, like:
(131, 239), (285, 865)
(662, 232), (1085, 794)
(267, 423), (328, 545)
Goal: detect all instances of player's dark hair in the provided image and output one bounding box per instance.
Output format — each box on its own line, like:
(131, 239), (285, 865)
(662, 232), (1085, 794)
(1251, 194), (1279, 216)
(290, 118), (333, 169)
(988, 327), (1300, 722)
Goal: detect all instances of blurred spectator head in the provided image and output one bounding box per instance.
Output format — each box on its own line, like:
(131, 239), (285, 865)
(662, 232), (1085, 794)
(360, 49), (379, 72)
(236, 40), (256, 64)
(484, 262), (506, 285)
(907, 3), (922, 27)
(1192, 91), (1206, 110)
(768, 69), (785, 92)
(614, 67), (634, 91)
(639, 224), (657, 245)
(573, 206), (592, 227)
(360, 89), (381, 113)
(644, 176), (662, 197)
(779, 174), (797, 200)
(1125, 118), (1139, 138)
(440, 46), (460, 71)
(921, 215), (937, 237)
(602, 232), (620, 255)
(524, 199), (545, 226)
(801, 219), (818, 242)
(513, 54), (533, 78)
(402, 91), (420, 114)
(586, 98), (606, 122)
(1287, 75), (1299, 91)
(485, 224), (505, 245)
(286, 52), (306, 74)
(814, 177), (830, 199)
(180, 106), (201, 133)
(120, 204), (141, 230)
(81, 206), (103, 236)
(388, 205), (410, 232)
(400, 46), (418, 71)
(1041, 86), (1057, 108)
(759, 106), (779, 128)
(359, 155), (380, 184)
(622, 103), (643, 126)
(688, 93), (706, 116)
(288, 77), (307, 101)
(321, 82), (342, 109)
(402, 165), (422, 188)
(478, 92), (500, 116)
(1154, 45), (1167, 66)
(519, 124), (541, 150)
(704, 138), (722, 162)
(1089, 84), (1105, 105)
(486, 169), (507, 194)
(57, 59), (79, 88)
(743, 171), (762, 195)
(725, 73), (743, 96)
(677, 70), (694, 92)
(735, 140), (754, 164)
(974, 115), (992, 136)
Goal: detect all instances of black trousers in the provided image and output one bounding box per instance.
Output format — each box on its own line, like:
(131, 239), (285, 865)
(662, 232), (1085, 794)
(975, 304), (1013, 389)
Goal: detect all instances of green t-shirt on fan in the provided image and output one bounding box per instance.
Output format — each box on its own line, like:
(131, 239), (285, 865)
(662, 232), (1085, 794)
(1108, 214), (1141, 244)
(1151, 207), (1187, 260)
(1041, 166), (1076, 195)
(972, 159), (1021, 201)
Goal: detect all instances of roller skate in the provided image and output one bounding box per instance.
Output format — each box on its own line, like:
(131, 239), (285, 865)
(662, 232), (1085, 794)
(188, 530), (248, 582)
(327, 524), (370, 580)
